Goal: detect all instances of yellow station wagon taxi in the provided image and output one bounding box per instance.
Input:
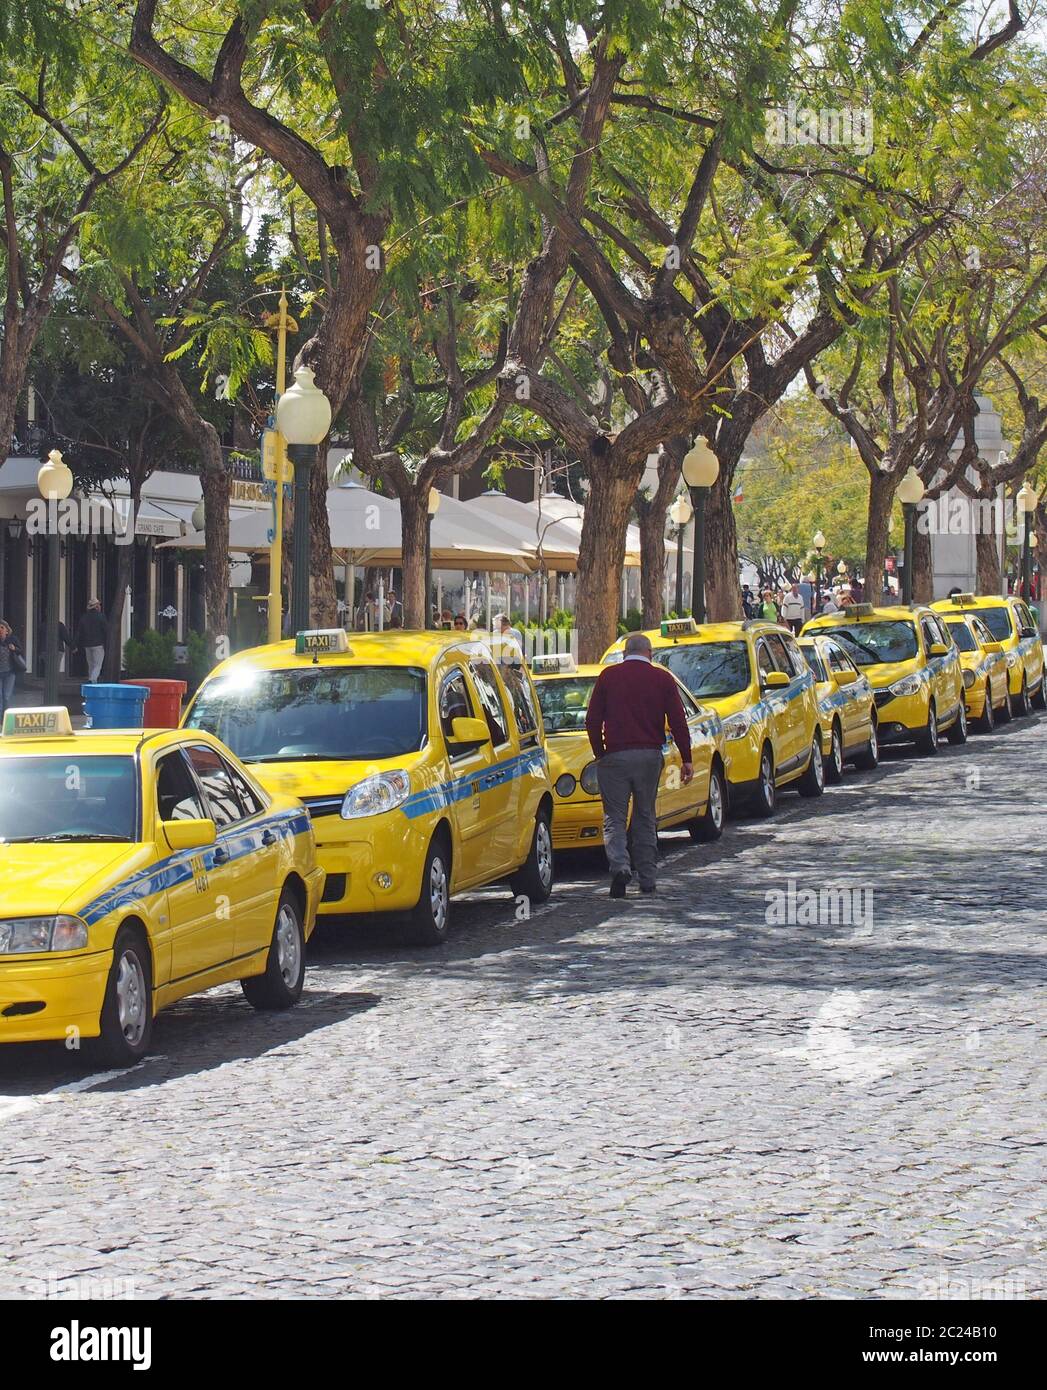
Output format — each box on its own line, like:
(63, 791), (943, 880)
(603, 618), (825, 815)
(0, 708), (323, 1064)
(531, 653), (729, 847)
(930, 593), (1045, 716)
(797, 635), (879, 779)
(937, 610), (1011, 732)
(802, 604), (966, 752)
(184, 629), (554, 944)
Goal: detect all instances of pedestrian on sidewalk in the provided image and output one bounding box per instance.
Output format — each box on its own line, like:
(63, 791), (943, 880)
(76, 599), (108, 684)
(0, 619), (25, 718)
(780, 582), (806, 633)
(585, 632), (693, 898)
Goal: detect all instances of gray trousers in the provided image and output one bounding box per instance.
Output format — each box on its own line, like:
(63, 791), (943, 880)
(596, 747), (664, 886)
(85, 646), (105, 682)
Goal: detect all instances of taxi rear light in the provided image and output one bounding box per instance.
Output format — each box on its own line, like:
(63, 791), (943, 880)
(0, 916), (87, 954)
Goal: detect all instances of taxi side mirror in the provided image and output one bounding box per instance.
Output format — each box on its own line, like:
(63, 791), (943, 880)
(929, 642), (949, 657)
(760, 670), (790, 689)
(1020, 625), (1037, 639)
(982, 640), (1005, 655)
(448, 716), (491, 747)
(161, 818), (217, 852)
(833, 667), (859, 687)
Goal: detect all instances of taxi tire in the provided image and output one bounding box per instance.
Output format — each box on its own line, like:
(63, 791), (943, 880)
(751, 745), (776, 818)
(797, 738), (825, 797)
(1032, 677), (1046, 711)
(1014, 676), (1031, 717)
(241, 890), (305, 1010)
(946, 699), (968, 745)
(510, 808), (555, 905)
(916, 702), (939, 755)
(407, 832), (453, 946)
(824, 722), (844, 784)
(853, 718), (879, 771)
(978, 685), (995, 733)
(688, 761), (726, 842)
(94, 927), (153, 1067)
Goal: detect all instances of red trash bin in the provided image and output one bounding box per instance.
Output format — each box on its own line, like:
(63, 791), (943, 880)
(122, 679), (187, 728)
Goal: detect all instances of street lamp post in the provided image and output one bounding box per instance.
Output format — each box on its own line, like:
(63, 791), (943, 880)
(425, 487), (441, 627)
(276, 367), (332, 633)
(897, 467), (925, 606)
(681, 438), (719, 622)
(1017, 482), (1037, 601)
(38, 449), (74, 704)
(669, 493), (693, 614)
(812, 530), (826, 611)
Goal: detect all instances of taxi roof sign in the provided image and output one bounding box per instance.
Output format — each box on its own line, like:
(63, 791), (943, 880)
(294, 629), (351, 658)
(950, 592), (977, 605)
(2, 706), (74, 739)
(660, 617), (697, 639)
(849, 603), (875, 618)
(531, 652), (577, 674)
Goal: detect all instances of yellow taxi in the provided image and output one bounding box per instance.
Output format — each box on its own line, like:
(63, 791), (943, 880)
(0, 707), (323, 1064)
(797, 634), (879, 779)
(802, 603), (966, 752)
(184, 629), (554, 944)
(930, 593), (1045, 716)
(530, 653), (729, 847)
(602, 618), (825, 815)
(936, 609), (1011, 732)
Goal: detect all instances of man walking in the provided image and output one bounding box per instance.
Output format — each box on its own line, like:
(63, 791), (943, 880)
(585, 633), (693, 897)
(780, 582), (806, 633)
(76, 598), (108, 684)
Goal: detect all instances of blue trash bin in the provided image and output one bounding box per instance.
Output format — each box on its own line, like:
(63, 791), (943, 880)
(81, 683), (150, 730)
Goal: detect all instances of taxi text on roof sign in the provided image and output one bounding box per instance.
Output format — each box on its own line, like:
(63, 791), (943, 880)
(661, 617), (698, 639)
(1, 706), (74, 738)
(531, 652), (577, 674)
(295, 629), (351, 657)
(950, 592), (977, 605)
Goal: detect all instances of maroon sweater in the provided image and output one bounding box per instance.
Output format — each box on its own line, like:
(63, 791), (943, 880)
(586, 658), (692, 762)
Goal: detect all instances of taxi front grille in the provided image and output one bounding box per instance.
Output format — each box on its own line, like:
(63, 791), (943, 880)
(302, 795), (345, 819)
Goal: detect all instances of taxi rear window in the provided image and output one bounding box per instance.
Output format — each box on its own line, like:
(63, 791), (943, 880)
(187, 666), (427, 763)
(825, 621), (917, 666)
(654, 641), (751, 699)
(536, 676), (597, 733)
(945, 621), (977, 653)
(0, 755), (138, 843)
(973, 607), (1014, 641)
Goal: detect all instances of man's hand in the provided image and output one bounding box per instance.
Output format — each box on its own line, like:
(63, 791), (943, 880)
(681, 762), (694, 785)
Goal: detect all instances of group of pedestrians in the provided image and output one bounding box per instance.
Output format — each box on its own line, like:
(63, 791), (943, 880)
(0, 600), (109, 719)
(741, 576), (867, 631)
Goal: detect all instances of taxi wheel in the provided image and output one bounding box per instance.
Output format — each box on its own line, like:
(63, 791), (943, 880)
(688, 761), (726, 842)
(824, 722), (844, 784)
(242, 891), (305, 1010)
(916, 702), (939, 755)
(751, 745), (776, 818)
(1032, 677), (1046, 711)
(797, 738), (825, 797)
(1014, 676), (1031, 717)
(978, 685), (995, 733)
(510, 809), (555, 904)
(947, 699), (968, 745)
(407, 833), (452, 946)
(95, 927), (153, 1067)
(853, 718), (879, 771)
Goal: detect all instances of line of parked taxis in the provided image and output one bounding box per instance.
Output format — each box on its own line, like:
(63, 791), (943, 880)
(1, 593), (1042, 1066)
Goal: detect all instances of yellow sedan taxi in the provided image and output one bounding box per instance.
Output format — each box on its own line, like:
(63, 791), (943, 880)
(0, 708), (323, 1064)
(530, 653), (728, 847)
(937, 610), (1011, 732)
(797, 635), (879, 779)
(184, 629), (554, 944)
(930, 593), (1045, 716)
(802, 604), (966, 752)
(603, 618), (824, 815)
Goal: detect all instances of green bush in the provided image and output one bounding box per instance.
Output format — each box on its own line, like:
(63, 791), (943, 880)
(623, 608), (643, 632)
(123, 629), (177, 678)
(187, 631), (211, 687)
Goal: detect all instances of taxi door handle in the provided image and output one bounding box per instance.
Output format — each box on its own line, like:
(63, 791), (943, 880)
(213, 846), (230, 865)
(261, 829), (277, 846)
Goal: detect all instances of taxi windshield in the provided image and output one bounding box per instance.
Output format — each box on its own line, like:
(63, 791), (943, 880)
(823, 621), (918, 667)
(535, 677), (596, 733)
(0, 754), (138, 843)
(654, 642), (751, 699)
(969, 606), (1014, 641)
(187, 666), (428, 763)
(945, 622), (977, 653)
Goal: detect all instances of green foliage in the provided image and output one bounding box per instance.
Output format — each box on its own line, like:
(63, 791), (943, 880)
(123, 629), (177, 679)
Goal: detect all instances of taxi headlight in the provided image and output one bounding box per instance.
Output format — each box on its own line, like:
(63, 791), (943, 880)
(340, 771), (411, 820)
(554, 772), (577, 797)
(888, 675), (922, 697)
(580, 761), (600, 795)
(0, 915), (87, 954)
(721, 710), (757, 741)
(962, 669), (976, 689)
(1006, 651), (1021, 668)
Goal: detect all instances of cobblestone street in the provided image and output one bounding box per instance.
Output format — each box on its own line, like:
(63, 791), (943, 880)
(1, 714), (1044, 1300)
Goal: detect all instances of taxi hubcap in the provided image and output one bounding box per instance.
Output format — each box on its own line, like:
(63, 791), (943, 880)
(536, 821), (553, 888)
(761, 755), (773, 801)
(832, 729), (842, 772)
(116, 950), (147, 1046)
(275, 905), (301, 987)
(710, 775), (723, 826)
(869, 723), (878, 757)
(812, 742), (823, 787)
(430, 857), (449, 929)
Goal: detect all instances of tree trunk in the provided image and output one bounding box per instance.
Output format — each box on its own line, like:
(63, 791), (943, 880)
(704, 472), (742, 621)
(911, 521), (934, 604)
(638, 506), (668, 627)
(399, 487), (428, 629)
(309, 442), (337, 626)
(864, 469), (897, 602)
(104, 472), (145, 681)
(200, 460), (230, 659)
(976, 526), (1003, 596)
(576, 464), (636, 661)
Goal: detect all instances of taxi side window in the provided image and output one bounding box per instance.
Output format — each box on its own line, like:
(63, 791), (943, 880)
(1015, 601), (1034, 632)
(469, 661), (509, 747)
(500, 663), (541, 743)
(439, 668), (474, 747)
(762, 634), (793, 674)
(185, 745), (245, 828)
(756, 640), (778, 678)
(228, 764), (266, 818)
(156, 751), (207, 823)
(972, 617), (993, 645)
(677, 684), (701, 718)
(780, 634), (808, 677)
(826, 645), (854, 676)
(920, 618), (938, 653)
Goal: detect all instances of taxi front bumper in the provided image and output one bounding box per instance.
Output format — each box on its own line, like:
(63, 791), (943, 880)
(551, 794), (604, 849)
(0, 949), (111, 1044)
(310, 815), (431, 915)
(871, 688), (926, 741)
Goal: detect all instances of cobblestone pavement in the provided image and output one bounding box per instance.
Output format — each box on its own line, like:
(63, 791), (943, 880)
(1, 715), (1044, 1300)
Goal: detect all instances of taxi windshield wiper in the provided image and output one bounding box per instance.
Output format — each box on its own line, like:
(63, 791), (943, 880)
(242, 753), (337, 764)
(25, 833), (132, 843)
